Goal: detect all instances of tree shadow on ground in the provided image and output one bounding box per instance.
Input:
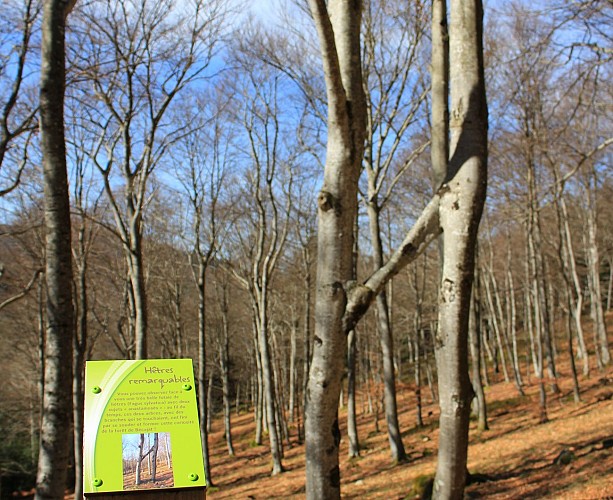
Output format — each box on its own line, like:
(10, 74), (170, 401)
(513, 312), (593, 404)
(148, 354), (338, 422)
(465, 433), (613, 499)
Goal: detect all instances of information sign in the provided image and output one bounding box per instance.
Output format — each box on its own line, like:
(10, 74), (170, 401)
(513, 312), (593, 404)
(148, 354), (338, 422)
(83, 359), (205, 494)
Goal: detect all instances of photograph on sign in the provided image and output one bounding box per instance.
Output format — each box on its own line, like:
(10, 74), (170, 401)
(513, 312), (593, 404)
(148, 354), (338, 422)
(122, 432), (174, 490)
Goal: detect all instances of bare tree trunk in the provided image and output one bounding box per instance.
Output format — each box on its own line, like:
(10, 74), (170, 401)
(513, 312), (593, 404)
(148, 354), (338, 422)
(607, 255), (612, 311)
(469, 276), (488, 431)
(301, 238), (313, 444)
(347, 329), (360, 457)
(505, 237), (525, 390)
(196, 265), (213, 486)
(482, 266), (510, 382)
(432, 0), (488, 497)
(554, 190), (590, 376)
(414, 330), (423, 428)
(564, 290), (582, 403)
(253, 331), (264, 444)
(129, 247), (148, 360)
(366, 204), (407, 462)
(259, 303), (284, 474)
(73, 264), (86, 500)
(585, 179), (610, 366)
(218, 280), (235, 456)
(289, 319), (297, 423)
(36, 1), (75, 498)
(425, 328), (439, 403)
(72, 217), (88, 500)
(305, 0), (366, 497)
(207, 370), (214, 434)
(410, 258), (427, 428)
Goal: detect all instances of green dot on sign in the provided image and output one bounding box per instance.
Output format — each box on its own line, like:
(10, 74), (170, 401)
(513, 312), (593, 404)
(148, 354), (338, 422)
(182, 383), (192, 391)
(188, 473), (199, 481)
(93, 478), (103, 487)
(92, 386), (101, 394)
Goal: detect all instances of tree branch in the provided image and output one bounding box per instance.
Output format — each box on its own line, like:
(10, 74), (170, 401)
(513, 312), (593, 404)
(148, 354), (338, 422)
(343, 193), (441, 332)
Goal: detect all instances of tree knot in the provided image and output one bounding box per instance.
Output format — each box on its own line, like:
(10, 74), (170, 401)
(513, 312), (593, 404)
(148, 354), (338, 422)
(342, 282), (375, 334)
(318, 190), (336, 212)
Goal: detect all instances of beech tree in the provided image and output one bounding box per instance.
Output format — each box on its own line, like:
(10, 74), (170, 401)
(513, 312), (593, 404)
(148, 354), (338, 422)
(305, 0), (487, 497)
(35, 0), (76, 498)
(69, 0), (225, 359)
(361, 0), (429, 462)
(228, 60), (298, 474)
(176, 93), (235, 484)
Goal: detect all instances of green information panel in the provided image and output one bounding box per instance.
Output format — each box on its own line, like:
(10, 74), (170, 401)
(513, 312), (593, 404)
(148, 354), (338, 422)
(83, 359), (205, 494)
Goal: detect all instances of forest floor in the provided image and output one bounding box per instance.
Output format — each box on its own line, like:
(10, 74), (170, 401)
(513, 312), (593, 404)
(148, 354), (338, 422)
(206, 362), (613, 499)
(25, 316), (611, 500)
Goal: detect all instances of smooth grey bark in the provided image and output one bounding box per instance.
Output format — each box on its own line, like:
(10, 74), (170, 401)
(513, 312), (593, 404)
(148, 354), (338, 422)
(413, 330), (424, 428)
(35, 1), (75, 498)
(295, 199), (315, 443)
(305, 0), (366, 497)
(151, 433), (159, 482)
(431, 0), (449, 188)
(563, 288), (582, 403)
(206, 370), (214, 434)
(482, 264), (510, 383)
(552, 174), (589, 380)
(306, 0), (486, 497)
(135, 434), (144, 485)
(253, 326), (264, 444)
(432, 0), (488, 497)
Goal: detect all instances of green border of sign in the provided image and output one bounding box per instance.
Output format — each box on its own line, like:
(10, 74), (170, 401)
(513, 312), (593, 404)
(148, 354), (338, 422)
(83, 359), (205, 493)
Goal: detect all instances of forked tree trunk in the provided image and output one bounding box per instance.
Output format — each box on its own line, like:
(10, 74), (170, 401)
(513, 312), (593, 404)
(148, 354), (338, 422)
(305, 0), (366, 497)
(36, 1), (75, 498)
